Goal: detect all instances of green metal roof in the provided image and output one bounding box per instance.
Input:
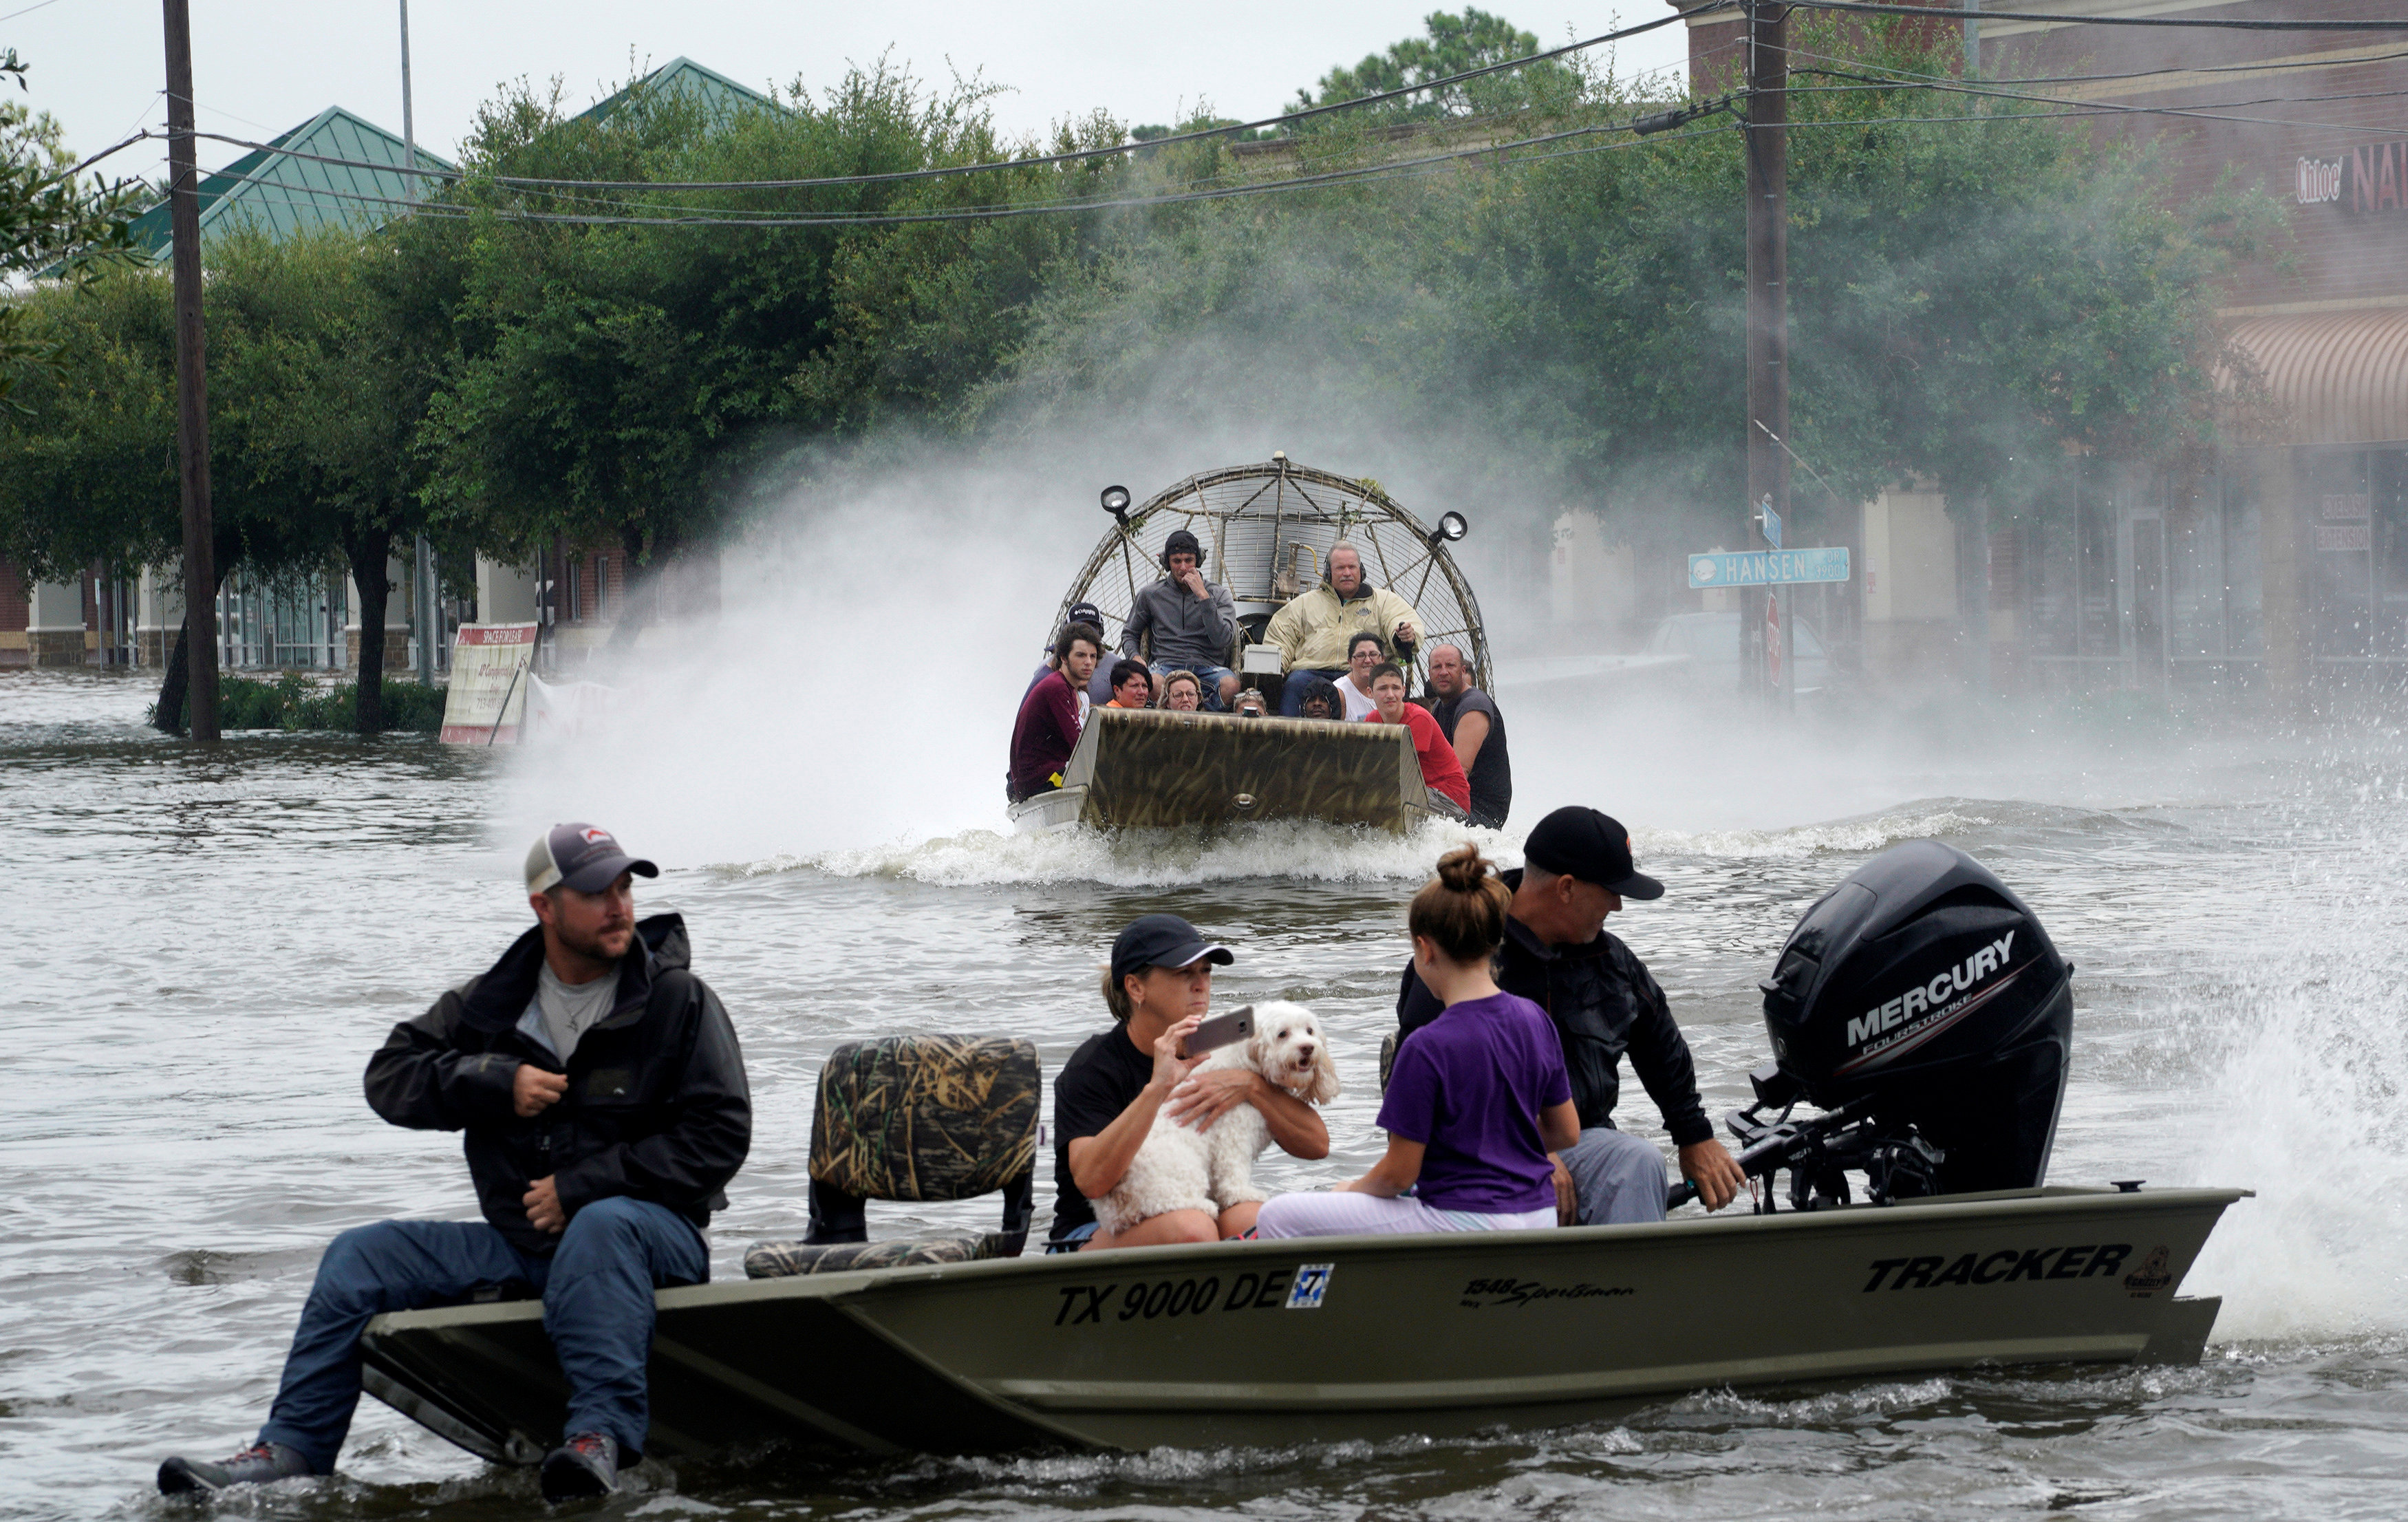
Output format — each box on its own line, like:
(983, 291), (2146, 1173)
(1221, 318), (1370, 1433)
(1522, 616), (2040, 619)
(118, 105), (455, 259)
(577, 57), (782, 128)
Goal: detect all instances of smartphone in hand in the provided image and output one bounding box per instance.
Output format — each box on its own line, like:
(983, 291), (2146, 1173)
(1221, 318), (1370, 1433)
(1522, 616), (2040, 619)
(1180, 1005), (1254, 1059)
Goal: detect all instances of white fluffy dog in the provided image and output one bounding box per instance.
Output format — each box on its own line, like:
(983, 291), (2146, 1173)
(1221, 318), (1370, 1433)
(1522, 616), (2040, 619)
(1093, 1001), (1340, 1237)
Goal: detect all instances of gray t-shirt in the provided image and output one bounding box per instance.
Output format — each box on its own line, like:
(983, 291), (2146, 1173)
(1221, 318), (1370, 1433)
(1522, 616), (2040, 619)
(535, 963), (619, 1063)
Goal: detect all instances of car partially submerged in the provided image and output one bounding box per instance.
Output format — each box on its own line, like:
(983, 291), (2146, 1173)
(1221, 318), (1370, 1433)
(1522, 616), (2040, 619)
(356, 843), (2241, 1466)
(1009, 455), (1485, 833)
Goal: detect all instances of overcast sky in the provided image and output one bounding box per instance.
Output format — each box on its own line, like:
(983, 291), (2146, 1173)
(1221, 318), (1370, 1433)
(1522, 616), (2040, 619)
(25, 0), (1690, 185)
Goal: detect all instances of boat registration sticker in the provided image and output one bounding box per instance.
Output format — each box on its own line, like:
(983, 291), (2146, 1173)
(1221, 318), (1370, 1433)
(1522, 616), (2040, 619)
(1286, 1264), (1333, 1309)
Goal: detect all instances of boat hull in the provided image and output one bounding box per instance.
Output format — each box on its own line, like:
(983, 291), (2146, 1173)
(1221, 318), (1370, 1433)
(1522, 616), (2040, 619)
(1008, 707), (1463, 833)
(361, 1183), (2239, 1461)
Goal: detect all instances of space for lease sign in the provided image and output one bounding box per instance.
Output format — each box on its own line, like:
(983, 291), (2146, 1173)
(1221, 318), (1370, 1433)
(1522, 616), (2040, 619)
(438, 623), (537, 743)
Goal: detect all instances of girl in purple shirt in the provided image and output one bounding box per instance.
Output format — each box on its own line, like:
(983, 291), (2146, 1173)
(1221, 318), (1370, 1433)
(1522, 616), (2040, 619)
(1258, 846), (1579, 1238)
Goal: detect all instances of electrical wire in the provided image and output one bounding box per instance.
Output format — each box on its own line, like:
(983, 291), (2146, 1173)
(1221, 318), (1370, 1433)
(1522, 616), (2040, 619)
(1774, 0), (2408, 32)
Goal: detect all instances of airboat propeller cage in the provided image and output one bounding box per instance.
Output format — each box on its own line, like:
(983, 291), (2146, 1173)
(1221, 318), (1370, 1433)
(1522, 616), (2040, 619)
(1761, 840), (2073, 1195)
(1055, 458), (1491, 694)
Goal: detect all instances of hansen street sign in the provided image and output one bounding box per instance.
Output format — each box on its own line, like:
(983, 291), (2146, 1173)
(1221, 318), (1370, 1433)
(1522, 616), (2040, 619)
(1689, 547), (1851, 590)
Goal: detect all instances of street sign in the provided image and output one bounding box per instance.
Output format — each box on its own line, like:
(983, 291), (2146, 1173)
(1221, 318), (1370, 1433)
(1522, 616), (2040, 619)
(1761, 500), (1783, 550)
(1688, 546), (1850, 589)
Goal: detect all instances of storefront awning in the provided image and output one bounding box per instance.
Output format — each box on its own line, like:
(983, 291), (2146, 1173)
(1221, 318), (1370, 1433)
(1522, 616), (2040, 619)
(2224, 307), (2408, 447)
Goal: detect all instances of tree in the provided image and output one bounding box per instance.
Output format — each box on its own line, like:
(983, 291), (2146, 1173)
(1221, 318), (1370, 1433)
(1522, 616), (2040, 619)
(1289, 8), (1577, 126)
(0, 49), (142, 416)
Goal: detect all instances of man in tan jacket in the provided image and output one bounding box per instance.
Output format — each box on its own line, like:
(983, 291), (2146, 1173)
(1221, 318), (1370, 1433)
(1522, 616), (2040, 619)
(1267, 543), (1425, 716)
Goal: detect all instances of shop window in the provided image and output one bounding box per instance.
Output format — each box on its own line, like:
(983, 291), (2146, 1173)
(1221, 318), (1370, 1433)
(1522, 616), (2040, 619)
(2224, 475), (2264, 659)
(2305, 451), (2372, 659)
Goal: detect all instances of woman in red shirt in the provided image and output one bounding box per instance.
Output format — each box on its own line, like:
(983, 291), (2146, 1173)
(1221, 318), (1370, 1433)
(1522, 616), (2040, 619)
(1363, 664), (1470, 811)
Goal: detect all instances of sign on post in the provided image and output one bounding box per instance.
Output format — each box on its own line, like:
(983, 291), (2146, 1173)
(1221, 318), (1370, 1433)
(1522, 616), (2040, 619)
(438, 623), (537, 743)
(1689, 547), (1851, 589)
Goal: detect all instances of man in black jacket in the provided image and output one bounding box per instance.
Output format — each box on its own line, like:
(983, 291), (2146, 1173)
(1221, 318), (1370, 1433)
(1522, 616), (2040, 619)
(158, 823), (750, 1502)
(1397, 806), (1743, 1225)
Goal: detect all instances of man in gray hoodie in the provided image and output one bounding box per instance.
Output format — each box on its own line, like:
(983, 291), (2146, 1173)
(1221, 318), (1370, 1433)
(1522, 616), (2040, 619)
(1121, 529), (1240, 710)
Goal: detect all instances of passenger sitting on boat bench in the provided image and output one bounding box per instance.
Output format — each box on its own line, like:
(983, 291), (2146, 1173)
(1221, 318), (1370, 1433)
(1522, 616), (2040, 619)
(1292, 674), (1342, 721)
(1009, 623), (1101, 802)
(1268, 542), (1425, 716)
(1104, 658), (1155, 709)
(1257, 846), (1571, 1239)
(1026, 601), (1107, 699)
(1395, 807), (1748, 1227)
(1049, 915), (1330, 1252)
(1122, 529), (1242, 710)
(1363, 663), (1470, 812)
(1335, 632), (1386, 720)
(155, 824), (751, 1503)
(1162, 669), (1204, 711)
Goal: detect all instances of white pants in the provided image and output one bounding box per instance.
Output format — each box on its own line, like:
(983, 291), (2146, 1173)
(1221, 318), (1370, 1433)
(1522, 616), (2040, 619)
(1254, 1191), (1556, 1239)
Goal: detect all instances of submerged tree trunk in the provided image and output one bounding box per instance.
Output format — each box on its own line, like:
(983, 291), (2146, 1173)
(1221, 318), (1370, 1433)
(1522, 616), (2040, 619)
(343, 526), (393, 734)
(153, 623), (190, 733)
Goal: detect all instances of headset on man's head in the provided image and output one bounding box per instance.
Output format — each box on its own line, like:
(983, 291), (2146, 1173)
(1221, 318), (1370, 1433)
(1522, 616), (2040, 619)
(1160, 530), (1207, 572)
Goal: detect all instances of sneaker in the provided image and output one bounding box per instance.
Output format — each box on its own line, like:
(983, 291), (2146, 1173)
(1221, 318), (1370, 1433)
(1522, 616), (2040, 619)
(539, 1431), (619, 1502)
(157, 1441), (314, 1494)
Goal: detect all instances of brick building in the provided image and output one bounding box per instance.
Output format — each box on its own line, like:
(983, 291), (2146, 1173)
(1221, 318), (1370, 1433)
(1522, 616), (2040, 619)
(1669, 0), (2408, 698)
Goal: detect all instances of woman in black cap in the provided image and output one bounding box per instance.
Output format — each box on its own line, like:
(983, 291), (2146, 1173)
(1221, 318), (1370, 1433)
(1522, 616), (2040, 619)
(1046, 914), (1329, 1252)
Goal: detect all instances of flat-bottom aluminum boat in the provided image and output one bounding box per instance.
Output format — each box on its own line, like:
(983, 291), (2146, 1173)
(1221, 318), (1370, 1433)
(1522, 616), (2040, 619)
(359, 1182), (2234, 1464)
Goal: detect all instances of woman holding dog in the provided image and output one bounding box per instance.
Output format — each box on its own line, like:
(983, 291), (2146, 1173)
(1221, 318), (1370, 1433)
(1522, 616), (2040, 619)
(1048, 914), (1331, 1252)
(1256, 846), (1577, 1238)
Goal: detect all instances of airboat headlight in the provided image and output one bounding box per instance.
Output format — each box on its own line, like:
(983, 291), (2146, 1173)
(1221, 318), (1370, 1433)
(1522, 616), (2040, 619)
(1430, 511), (1469, 547)
(1100, 485), (1132, 522)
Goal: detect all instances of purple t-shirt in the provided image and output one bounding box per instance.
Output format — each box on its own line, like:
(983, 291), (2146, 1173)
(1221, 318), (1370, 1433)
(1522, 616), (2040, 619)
(1376, 991), (1573, 1214)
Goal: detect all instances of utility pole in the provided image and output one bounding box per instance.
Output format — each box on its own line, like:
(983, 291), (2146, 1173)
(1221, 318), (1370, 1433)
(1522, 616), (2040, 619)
(163, 0), (218, 740)
(399, 1), (439, 689)
(1743, 0), (1794, 707)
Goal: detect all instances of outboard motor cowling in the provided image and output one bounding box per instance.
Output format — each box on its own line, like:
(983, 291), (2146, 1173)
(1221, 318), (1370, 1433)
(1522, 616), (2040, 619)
(1764, 839), (2072, 1196)
(1683, 840), (2073, 1212)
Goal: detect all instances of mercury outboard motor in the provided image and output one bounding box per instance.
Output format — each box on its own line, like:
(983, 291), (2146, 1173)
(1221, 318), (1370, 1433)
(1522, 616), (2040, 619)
(1675, 839), (2072, 1212)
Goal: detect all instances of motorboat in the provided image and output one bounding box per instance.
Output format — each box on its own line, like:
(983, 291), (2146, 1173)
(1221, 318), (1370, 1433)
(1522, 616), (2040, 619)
(1007, 455), (1485, 833)
(357, 842), (2242, 1463)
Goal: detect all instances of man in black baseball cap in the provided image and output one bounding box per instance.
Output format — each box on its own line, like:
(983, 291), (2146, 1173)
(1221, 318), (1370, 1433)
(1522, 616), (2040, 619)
(1395, 806), (1742, 1228)
(1047, 914), (1328, 1252)
(158, 822), (749, 1503)
(1122, 528), (1241, 709)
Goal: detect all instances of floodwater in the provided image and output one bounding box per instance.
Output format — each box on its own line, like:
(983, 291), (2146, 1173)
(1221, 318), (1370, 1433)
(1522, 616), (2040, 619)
(7, 667), (2408, 1521)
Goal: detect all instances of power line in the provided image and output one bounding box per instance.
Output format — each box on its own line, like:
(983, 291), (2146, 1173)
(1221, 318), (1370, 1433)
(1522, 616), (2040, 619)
(1776, 0), (2408, 31)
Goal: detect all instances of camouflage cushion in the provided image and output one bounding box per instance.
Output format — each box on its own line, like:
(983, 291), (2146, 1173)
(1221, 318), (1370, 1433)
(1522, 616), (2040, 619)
(743, 1231), (1025, 1278)
(808, 1036), (1040, 1203)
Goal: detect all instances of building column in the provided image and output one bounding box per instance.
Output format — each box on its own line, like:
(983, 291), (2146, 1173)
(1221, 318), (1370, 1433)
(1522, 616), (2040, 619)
(2256, 447), (2305, 709)
(26, 578), (87, 667)
(345, 557), (413, 671)
(474, 554), (537, 625)
(134, 566), (182, 667)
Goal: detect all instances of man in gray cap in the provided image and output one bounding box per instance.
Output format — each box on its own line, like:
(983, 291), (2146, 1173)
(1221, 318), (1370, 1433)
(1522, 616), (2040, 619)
(157, 823), (750, 1503)
(1395, 807), (1743, 1225)
(1121, 529), (1240, 709)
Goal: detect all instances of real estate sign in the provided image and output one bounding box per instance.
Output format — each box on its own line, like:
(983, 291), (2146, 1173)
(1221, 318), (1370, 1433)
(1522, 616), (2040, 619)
(438, 623), (538, 743)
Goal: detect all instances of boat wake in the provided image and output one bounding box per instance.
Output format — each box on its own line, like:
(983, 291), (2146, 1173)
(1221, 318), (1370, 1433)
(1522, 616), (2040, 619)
(707, 797), (2143, 887)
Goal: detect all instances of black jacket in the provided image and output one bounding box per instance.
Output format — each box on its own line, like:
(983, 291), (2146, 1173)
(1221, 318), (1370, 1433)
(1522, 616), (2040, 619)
(363, 913), (752, 1255)
(1395, 871), (1712, 1146)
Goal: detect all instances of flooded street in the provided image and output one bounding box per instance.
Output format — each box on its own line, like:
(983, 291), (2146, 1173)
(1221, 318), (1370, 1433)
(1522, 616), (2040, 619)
(8, 669), (2408, 1521)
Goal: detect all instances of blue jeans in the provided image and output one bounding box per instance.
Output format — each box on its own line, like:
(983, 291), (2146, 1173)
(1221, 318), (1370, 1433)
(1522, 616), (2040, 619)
(256, 1197), (708, 1471)
(1279, 668), (1348, 716)
(1560, 1126), (1670, 1226)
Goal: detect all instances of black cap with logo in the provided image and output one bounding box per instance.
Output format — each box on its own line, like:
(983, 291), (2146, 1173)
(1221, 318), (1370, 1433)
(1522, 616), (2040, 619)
(525, 822), (660, 895)
(1521, 806), (1662, 901)
(1109, 913), (1235, 984)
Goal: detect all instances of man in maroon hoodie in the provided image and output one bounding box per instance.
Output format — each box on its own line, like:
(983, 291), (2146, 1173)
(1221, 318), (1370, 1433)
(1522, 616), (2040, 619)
(1010, 621), (1101, 800)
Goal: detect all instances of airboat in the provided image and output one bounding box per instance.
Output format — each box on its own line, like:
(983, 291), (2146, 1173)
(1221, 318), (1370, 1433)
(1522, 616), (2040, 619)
(356, 842), (2242, 1465)
(1007, 455), (1487, 833)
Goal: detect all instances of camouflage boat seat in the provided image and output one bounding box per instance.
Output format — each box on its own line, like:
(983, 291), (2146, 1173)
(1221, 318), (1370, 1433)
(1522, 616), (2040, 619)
(745, 1035), (1040, 1279)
